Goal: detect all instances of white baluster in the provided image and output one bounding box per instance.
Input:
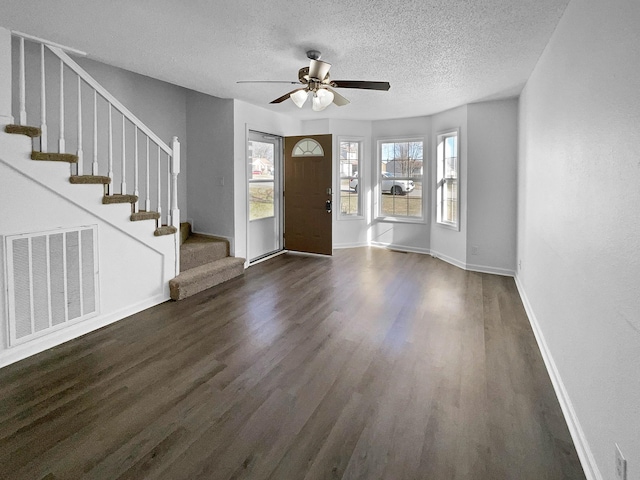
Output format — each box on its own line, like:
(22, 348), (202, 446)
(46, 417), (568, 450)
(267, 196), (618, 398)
(18, 37), (26, 125)
(121, 115), (126, 194)
(166, 155), (171, 226)
(92, 91), (98, 175)
(171, 137), (180, 229)
(145, 137), (151, 212)
(134, 126), (139, 212)
(40, 44), (47, 151)
(157, 145), (162, 222)
(108, 103), (113, 195)
(58, 59), (65, 153)
(18, 37), (27, 125)
(76, 75), (83, 176)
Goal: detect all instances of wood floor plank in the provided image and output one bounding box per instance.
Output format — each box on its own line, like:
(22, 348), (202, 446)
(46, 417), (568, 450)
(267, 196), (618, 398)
(0, 248), (587, 480)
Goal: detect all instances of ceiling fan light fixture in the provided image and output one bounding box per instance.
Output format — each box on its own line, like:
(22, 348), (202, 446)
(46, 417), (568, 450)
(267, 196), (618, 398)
(290, 89), (309, 108)
(311, 88), (334, 111)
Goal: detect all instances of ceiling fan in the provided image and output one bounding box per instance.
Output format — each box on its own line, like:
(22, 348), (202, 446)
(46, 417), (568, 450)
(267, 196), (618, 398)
(237, 50), (391, 111)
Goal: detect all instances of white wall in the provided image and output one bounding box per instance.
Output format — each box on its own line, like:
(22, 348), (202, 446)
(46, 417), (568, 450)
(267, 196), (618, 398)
(517, 0), (640, 478)
(467, 99), (517, 275)
(186, 92), (234, 239)
(430, 106), (468, 266)
(233, 100), (302, 261)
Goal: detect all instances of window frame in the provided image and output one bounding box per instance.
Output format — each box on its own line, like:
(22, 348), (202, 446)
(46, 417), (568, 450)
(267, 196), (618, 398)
(375, 136), (426, 223)
(247, 135), (278, 222)
(435, 128), (460, 230)
(337, 136), (364, 220)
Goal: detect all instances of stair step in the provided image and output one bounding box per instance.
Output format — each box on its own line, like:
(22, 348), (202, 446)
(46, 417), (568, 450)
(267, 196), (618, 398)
(5, 124), (41, 137)
(102, 194), (138, 204)
(181, 234), (229, 272)
(180, 222), (191, 245)
(70, 175), (111, 185)
(131, 211), (161, 222)
(31, 151), (78, 163)
(169, 257), (245, 301)
(155, 225), (177, 236)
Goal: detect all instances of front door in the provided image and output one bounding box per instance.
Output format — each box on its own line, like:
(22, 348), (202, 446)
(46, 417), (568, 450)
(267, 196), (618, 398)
(284, 134), (333, 255)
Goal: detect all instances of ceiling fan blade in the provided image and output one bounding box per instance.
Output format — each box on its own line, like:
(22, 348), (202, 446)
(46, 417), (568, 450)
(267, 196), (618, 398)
(309, 59), (331, 80)
(327, 87), (350, 106)
(331, 80), (391, 91)
(237, 80), (300, 85)
(270, 88), (306, 104)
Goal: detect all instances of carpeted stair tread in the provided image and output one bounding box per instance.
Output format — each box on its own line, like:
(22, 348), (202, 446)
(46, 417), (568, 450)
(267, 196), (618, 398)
(155, 225), (178, 236)
(70, 175), (111, 184)
(131, 211), (160, 222)
(180, 222), (191, 245)
(103, 194), (138, 204)
(169, 257), (245, 300)
(31, 151), (78, 163)
(5, 124), (41, 137)
(180, 234), (229, 272)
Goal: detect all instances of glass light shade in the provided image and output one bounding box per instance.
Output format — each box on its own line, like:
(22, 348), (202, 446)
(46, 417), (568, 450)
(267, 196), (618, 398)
(312, 89), (334, 111)
(290, 89), (309, 108)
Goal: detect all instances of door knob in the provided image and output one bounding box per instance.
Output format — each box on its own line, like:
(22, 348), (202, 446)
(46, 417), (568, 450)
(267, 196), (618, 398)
(325, 200), (332, 213)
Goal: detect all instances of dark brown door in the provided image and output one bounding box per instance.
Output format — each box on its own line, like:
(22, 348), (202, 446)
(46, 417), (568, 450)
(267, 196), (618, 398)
(284, 134), (332, 255)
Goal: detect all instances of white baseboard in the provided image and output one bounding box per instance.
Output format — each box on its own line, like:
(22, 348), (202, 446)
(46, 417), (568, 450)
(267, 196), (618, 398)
(0, 293), (169, 369)
(429, 249), (466, 270)
(465, 262), (515, 277)
(192, 229), (233, 244)
(370, 241), (431, 255)
(514, 276), (602, 480)
(333, 242), (368, 250)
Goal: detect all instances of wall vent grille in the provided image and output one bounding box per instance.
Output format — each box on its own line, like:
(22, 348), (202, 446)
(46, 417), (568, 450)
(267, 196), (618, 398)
(4, 226), (99, 346)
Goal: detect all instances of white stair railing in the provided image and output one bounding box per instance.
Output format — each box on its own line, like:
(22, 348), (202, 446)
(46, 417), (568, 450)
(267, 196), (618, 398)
(10, 31), (180, 234)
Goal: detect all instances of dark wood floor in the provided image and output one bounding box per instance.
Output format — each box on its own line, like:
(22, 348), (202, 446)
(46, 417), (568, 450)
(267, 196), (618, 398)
(0, 248), (586, 480)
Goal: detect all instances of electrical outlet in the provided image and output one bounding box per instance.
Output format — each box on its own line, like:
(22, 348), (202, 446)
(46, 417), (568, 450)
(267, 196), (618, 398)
(615, 444), (627, 480)
(471, 245), (479, 255)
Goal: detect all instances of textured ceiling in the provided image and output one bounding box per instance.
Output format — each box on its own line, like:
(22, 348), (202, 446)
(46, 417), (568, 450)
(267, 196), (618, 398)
(1, 0), (570, 120)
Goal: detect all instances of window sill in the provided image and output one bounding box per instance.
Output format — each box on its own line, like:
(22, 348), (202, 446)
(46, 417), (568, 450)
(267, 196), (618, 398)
(375, 215), (426, 225)
(436, 221), (460, 231)
(338, 215), (365, 221)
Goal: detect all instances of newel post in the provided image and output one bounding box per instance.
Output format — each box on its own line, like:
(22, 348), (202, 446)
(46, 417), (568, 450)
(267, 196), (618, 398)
(171, 136), (181, 277)
(170, 136), (180, 229)
(0, 28), (14, 126)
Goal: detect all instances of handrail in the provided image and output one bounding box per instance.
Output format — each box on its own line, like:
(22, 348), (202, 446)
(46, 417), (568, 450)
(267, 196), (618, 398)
(11, 30), (87, 56)
(46, 45), (173, 156)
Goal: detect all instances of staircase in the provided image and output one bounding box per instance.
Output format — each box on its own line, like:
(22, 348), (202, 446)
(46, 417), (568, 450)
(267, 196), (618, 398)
(4, 124), (177, 236)
(170, 223), (245, 300)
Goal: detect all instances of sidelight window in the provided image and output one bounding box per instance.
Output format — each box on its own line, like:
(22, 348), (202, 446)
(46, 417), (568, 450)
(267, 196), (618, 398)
(339, 140), (362, 217)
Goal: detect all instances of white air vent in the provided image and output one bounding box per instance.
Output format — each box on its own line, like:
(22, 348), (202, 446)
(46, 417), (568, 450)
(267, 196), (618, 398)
(4, 226), (99, 346)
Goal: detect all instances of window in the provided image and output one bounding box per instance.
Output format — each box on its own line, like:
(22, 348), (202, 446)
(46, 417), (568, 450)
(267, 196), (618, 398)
(378, 139), (424, 219)
(292, 138), (324, 156)
(339, 140), (361, 217)
(436, 130), (459, 229)
(248, 139), (276, 220)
